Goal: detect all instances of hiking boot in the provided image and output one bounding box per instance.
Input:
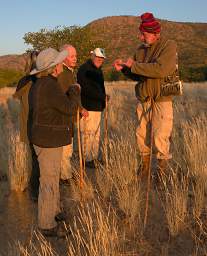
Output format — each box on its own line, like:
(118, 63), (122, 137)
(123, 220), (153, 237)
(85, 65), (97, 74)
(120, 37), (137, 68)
(60, 178), (72, 186)
(154, 159), (168, 188)
(29, 188), (39, 202)
(30, 194), (38, 202)
(137, 155), (150, 181)
(85, 160), (96, 169)
(40, 223), (71, 238)
(0, 174), (7, 182)
(55, 211), (67, 222)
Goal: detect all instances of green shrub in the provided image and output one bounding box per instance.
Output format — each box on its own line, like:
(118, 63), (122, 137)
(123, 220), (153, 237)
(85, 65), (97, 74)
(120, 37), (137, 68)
(0, 69), (23, 88)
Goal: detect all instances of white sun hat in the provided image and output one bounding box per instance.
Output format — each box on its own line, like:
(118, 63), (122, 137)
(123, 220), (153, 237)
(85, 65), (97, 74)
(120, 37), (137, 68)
(30, 47), (68, 75)
(90, 48), (106, 58)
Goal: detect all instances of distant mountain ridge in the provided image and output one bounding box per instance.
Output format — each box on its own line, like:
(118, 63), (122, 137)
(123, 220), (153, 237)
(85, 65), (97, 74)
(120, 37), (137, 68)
(0, 54), (27, 71)
(87, 16), (207, 73)
(0, 15), (207, 78)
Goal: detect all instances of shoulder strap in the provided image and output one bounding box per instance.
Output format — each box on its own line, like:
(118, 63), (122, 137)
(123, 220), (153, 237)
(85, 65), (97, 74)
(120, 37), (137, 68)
(150, 38), (169, 61)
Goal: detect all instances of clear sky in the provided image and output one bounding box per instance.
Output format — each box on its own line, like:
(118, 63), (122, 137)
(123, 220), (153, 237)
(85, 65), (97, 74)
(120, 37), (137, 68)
(0, 0), (206, 56)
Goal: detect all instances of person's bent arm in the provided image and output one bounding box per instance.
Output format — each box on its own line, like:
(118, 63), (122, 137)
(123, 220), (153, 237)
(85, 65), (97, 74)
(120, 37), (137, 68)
(47, 81), (79, 115)
(121, 65), (143, 81)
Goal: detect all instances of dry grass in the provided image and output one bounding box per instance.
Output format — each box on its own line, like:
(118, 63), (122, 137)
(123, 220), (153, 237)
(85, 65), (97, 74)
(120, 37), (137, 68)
(8, 130), (31, 191)
(163, 170), (189, 237)
(0, 96), (31, 191)
(67, 200), (119, 256)
(9, 231), (59, 256)
(1, 81), (207, 255)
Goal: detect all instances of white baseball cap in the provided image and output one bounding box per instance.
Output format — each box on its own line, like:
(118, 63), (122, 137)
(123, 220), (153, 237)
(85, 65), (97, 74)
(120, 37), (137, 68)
(90, 48), (106, 59)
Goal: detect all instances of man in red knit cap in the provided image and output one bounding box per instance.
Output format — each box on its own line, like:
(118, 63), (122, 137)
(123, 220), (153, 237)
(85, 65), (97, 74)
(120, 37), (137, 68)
(114, 12), (178, 184)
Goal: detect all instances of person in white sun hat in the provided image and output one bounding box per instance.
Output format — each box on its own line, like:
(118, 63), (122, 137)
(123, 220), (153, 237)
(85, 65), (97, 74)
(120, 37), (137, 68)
(77, 48), (109, 169)
(28, 47), (80, 237)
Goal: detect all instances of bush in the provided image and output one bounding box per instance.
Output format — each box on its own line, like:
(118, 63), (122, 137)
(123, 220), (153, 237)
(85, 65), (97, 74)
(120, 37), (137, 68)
(180, 65), (207, 82)
(0, 69), (23, 88)
(23, 26), (104, 67)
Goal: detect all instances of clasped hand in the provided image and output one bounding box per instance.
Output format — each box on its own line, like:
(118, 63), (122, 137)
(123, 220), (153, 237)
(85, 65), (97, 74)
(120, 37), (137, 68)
(113, 58), (134, 71)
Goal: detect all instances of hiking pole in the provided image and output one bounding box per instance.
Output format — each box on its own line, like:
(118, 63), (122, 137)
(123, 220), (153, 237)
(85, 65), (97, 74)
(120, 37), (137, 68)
(144, 98), (154, 229)
(104, 96), (109, 169)
(77, 107), (84, 189)
(83, 117), (86, 172)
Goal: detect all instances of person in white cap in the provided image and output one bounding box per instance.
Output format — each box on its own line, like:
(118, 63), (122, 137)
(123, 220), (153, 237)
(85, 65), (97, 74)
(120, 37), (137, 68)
(77, 48), (109, 168)
(29, 47), (80, 237)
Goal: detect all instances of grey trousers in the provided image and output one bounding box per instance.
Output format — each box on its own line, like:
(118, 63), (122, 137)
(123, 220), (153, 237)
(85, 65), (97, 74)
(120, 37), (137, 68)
(34, 145), (63, 229)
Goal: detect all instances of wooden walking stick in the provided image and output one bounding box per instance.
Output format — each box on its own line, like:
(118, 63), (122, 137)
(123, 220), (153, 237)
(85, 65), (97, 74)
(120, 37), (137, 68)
(83, 117), (86, 172)
(104, 96), (109, 169)
(143, 98), (154, 229)
(77, 107), (84, 189)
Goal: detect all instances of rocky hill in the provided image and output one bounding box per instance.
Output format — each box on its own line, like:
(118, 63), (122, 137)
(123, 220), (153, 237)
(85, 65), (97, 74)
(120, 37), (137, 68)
(0, 15), (207, 80)
(87, 16), (207, 73)
(0, 54), (27, 71)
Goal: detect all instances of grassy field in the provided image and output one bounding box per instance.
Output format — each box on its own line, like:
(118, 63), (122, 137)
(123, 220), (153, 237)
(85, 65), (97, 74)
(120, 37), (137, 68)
(0, 81), (207, 255)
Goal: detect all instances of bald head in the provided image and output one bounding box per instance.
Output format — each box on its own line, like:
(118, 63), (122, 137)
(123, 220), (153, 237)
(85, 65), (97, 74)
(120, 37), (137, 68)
(60, 44), (77, 68)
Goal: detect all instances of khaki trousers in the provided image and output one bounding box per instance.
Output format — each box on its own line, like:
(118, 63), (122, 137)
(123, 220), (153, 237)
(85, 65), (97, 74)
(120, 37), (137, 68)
(80, 111), (102, 161)
(136, 100), (173, 160)
(60, 143), (73, 180)
(34, 145), (63, 229)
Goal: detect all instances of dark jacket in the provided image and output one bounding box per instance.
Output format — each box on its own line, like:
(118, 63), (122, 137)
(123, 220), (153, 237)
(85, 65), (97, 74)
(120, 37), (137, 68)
(28, 75), (79, 148)
(77, 59), (106, 111)
(13, 75), (36, 143)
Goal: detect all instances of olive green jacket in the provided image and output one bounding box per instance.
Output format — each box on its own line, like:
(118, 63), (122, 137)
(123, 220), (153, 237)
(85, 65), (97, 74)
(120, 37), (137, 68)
(57, 65), (82, 127)
(13, 76), (35, 143)
(58, 65), (76, 93)
(127, 37), (177, 102)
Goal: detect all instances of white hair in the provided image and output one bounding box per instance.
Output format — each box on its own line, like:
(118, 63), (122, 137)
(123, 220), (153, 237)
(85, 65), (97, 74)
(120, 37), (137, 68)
(59, 44), (75, 55)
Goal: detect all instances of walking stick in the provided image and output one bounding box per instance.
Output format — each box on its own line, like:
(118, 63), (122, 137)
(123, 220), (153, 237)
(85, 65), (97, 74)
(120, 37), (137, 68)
(143, 98), (154, 229)
(83, 117), (86, 172)
(104, 96), (109, 169)
(77, 107), (84, 189)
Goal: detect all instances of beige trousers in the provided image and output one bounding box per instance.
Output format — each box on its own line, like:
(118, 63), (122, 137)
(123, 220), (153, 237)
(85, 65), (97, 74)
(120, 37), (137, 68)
(34, 145), (62, 229)
(60, 143), (73, 180)
(80, 111), (102, 161)
(136, 100), (173, 160)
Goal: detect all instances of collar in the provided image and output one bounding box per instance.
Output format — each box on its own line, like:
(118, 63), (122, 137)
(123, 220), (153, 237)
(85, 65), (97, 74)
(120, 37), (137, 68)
(63, 63), (74, 72)
(142, 37), (161, 48)
(87, 59), (101, 70)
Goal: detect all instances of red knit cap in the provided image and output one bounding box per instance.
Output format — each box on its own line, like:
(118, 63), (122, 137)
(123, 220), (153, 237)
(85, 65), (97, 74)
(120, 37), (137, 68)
(139, 12), (161, 33)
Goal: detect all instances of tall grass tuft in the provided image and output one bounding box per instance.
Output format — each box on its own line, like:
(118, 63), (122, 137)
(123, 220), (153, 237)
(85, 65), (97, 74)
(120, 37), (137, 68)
(0, 96), (31, 191)
(183, 116), (207, 180)
(67, 200), (119, 256)
(163, 169), (189, 237)
(8, 129), (31, 191)
(0, 104), (9, 176)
